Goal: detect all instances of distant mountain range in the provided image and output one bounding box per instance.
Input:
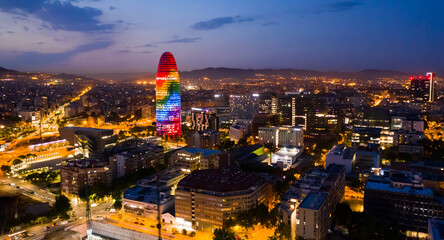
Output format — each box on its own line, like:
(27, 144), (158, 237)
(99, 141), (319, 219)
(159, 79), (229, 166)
(0, 66), (430, 82)
(179, 68), (411, 81)
(87, 68), (413, 82)
(0, 67), (17, 73)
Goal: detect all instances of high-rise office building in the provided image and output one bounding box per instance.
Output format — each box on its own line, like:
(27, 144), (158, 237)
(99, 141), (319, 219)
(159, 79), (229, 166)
(229, 94), (259, 121)
(258, 93), (277, 114)
(410, 73), (437, 102)
(156, 52), (181, 137)
(190, 108), (218, 131)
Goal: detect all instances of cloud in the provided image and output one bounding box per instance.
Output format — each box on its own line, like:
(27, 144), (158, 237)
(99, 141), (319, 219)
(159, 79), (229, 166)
(327, 1), (363, 12)
(4, 41), (113, 67)
(161, 37), (201, 43)
(115, 50), (130, 54)
(0, 0), (114, 32)
(23, 26), (29, 31)
(135, 43), (154, 48)
(6, 31), (15, 34)
(262, 21), (279, 26)
(137, 51), (152, 54)
(109, 6), (115, 11)
(191, 16), (255, 30)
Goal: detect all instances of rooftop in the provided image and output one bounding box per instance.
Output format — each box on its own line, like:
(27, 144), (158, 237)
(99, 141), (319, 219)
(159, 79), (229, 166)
(365, 181), (434, 196)
(428, 218), (444, 240)
(181, 148), (220, 157)
(60, 126), (112, 133)
(298, 192), (327, 210)
(178, 169), (265, 193)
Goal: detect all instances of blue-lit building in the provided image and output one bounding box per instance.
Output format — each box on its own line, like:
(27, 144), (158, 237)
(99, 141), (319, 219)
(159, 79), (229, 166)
(364, 172), (444, 233)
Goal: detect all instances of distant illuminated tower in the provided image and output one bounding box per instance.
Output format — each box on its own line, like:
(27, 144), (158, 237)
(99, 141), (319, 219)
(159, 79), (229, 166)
(156, 52), (181, 137)
(427, 72), (436, 102)
(410, 72), (437, 102)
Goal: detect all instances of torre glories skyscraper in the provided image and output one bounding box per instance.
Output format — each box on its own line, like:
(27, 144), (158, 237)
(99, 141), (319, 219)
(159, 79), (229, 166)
(156, 52), (181, 137)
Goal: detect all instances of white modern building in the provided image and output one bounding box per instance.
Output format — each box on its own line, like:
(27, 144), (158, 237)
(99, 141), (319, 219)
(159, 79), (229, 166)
(325, 145), (356, 173)
(258, 126), (303, 147)
(271, 145), (303, 171)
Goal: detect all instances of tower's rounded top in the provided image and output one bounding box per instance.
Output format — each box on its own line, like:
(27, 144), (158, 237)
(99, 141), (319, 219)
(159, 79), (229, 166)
(157, 52), (177, 73)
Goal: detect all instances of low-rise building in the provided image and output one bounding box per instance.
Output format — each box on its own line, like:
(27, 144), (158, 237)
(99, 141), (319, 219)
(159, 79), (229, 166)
(271, 145), (303, 171)
(123, 169), (186, 219)
(230, 124), (247, 143)
(186, 129), (220, 149)
(113, 143), (163, 178)
(61, 158), (114, 197)
(175, 169), (272, 230)
(170, 148), (221, 173)
(325, 145), (356, 173)
(59, 127), (117, 157)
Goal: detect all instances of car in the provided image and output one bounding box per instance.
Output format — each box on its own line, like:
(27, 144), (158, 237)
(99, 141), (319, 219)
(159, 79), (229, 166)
(30, 233), (36, 236)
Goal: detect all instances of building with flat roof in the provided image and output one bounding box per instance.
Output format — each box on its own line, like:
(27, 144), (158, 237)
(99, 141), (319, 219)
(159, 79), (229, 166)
(351, 127), (382, 146)
(190, 108), (218, 131)
(186, 129), (220, 149)
(229, 94), (259, 121)
(296, 192), (329, 240)
(59, 126), (117, 157)
(170, 148), (221, 173)
(61, 158), (114, 197)
(175, 169), (272, 230)
(230, 124), (247, 143)
(364, 173), (444, 233)
(258, 126), (303, 147)
(123, 169), (186, 219)
(113, 143), (163, 178)
(428, 218), (444, 240)
(271, 145), (303, 171)
(325, 145), (356, 173)
(280, 164), (345, 240)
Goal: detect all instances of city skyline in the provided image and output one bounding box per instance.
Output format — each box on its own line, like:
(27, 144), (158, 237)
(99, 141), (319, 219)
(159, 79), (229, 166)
(0, 0), (443, 74)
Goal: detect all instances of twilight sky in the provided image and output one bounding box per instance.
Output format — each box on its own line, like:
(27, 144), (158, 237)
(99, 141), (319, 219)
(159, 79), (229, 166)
(0, 0), (443, 74)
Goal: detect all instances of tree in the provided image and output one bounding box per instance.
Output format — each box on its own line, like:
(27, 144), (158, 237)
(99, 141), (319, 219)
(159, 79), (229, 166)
(217, 139), (235, 151)
(269, 222), (291, 240)
(1, 165), (11, 173)
(12, 159), (22, 165)
(397, 152), (412, 162)
(52, 194), (72, 217)
(264, 143), (278, 153)
(182, 229), (187, 235)
(237, 138), (248, 146)
(383, 150), (397, 162)
(189, 231), (196, 237)
(213, 228), (236, 240)
(334, 202), (352, 226)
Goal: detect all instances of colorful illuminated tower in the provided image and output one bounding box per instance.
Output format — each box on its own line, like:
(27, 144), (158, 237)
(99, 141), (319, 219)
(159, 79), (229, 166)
(156, 52), (181, 137)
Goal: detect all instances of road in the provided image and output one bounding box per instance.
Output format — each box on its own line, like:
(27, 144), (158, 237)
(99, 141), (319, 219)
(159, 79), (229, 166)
(0, 195), (113, 240)
(4, 87), (92, 152)
(0, 177), (55, 203)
